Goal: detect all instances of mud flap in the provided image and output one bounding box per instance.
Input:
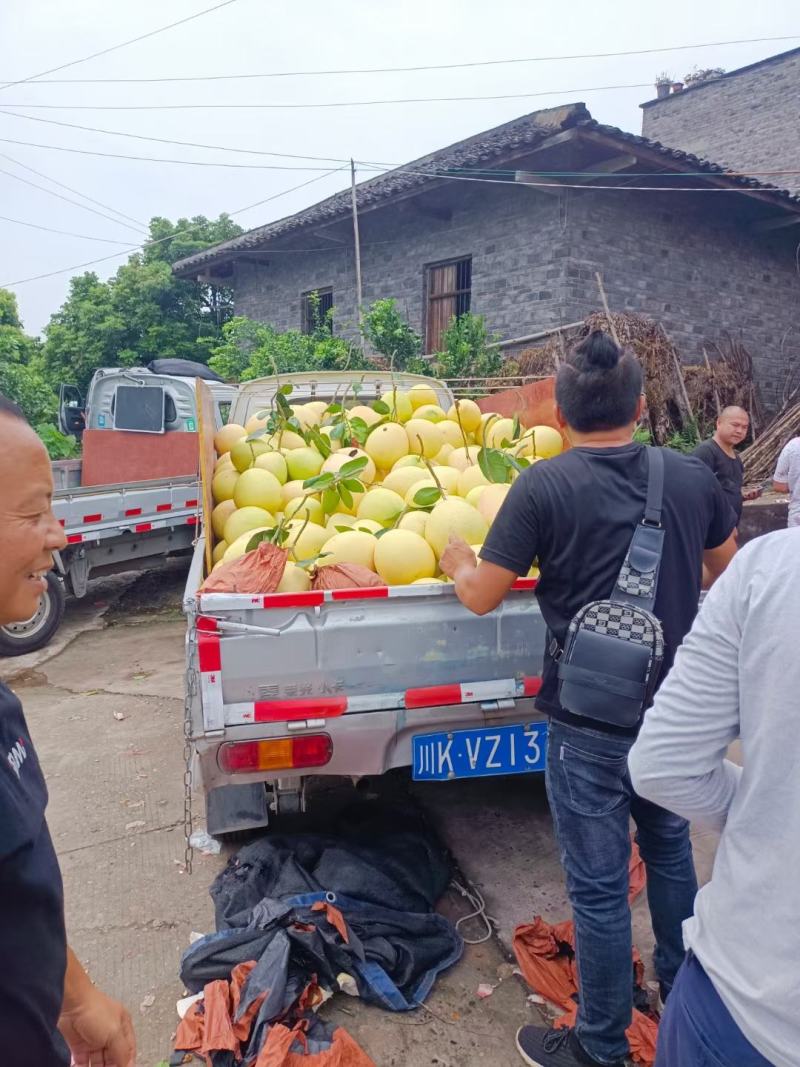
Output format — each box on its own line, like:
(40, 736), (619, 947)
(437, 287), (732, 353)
(206, 783), (271, 837)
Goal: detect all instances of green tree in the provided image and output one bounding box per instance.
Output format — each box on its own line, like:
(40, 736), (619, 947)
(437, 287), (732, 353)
(362, 298), (428, 373)
(41, 214), (243, 391)
(434, 312), (501, 380)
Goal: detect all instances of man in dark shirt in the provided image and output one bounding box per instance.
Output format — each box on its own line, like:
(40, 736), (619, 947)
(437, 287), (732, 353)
(692, 406), (750, 526)
(0, 396), (135, 1066)
(440, 332), (736, 1067)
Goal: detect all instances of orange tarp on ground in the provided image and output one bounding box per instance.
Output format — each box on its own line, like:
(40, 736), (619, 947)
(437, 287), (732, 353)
(512, 843), (658, 1067)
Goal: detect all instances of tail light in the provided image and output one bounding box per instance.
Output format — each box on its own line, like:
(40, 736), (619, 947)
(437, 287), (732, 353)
(218, 735), (332, 774)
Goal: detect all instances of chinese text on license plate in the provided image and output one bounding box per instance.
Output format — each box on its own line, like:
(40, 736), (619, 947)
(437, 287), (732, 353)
(412, 722), (548, 782)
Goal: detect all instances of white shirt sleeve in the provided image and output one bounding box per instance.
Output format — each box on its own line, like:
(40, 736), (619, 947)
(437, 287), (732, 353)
(774, 441), (793, 483)
(628, 557), (744, 830)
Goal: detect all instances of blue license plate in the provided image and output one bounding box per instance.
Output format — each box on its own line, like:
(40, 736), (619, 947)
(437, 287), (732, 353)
(412, 722), (548, 781)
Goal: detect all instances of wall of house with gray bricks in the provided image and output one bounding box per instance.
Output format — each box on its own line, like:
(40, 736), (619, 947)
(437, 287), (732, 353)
(641, 50), (800, 194)
(232, 182), (799, 411)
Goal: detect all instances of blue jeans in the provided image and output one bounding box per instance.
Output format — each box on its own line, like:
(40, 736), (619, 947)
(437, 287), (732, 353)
(656, 954), (774, 1067)
(545, 719), (698, 1065)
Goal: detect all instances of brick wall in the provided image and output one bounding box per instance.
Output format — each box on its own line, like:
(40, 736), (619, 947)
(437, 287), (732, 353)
(232, 183), (799, 411)
(641, 50), (800, 194)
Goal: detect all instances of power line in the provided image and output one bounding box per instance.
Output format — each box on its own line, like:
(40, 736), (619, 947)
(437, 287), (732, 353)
(0, 214), (136, 243)
(3, 33), (798, 84)
(0, 149), (147, 230)
(0, 0), (242, 92)
(0, 165), (348, 287)
(0, 165), (148, 235)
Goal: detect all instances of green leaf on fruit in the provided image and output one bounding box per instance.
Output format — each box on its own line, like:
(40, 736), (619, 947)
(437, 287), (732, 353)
(478, 447), (510, 484)
(413, 486), (443, 508)
(322, 488), (340, 514)
(342, 478), (364, 493)
(334, 525), (353, 533)
(338, 456), (369, 477)
(326, 403), (343, 415)
(512, 415), (521, 440)
(304, 472), (335, 491)
(338, 485), (354, 509)
(330, 421), (348, 441)
(372, 399), (390, 415)
(295, 551), (330, 568)
(307, 427), (331, 459)
(245, 529), (275, 552)
(279, 383), (294, 396)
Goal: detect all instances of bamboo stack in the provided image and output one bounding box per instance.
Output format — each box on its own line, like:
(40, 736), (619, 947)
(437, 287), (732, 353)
(741, 402), (800, 483)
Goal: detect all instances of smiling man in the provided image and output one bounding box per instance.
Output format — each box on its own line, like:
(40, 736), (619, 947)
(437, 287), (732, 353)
(0, 395), (135, 1067)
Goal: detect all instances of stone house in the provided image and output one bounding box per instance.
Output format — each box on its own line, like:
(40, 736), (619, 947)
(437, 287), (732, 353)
(174, 102), (800, 409)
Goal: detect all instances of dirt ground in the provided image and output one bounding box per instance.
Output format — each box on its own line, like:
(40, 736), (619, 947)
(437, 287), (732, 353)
(1, 562), (720, 1066)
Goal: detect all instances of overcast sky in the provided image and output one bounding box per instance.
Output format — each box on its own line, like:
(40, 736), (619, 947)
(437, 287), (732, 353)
(1, 0), (797, 335)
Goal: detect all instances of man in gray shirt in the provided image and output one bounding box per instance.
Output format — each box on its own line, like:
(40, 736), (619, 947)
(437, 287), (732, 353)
(629, 529), (800, 1067)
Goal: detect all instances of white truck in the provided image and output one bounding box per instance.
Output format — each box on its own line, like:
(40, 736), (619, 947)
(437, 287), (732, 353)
(183, 372), (548, 837)
(0, 365), (237, 656)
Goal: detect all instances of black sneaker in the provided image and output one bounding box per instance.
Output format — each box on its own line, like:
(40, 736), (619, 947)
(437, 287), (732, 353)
(515, 1025), (625, 1067)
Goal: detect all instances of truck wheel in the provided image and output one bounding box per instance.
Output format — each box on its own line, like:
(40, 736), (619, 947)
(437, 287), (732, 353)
(0, 573), (67, 657)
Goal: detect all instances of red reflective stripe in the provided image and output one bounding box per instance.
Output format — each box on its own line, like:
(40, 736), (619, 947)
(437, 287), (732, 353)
(185, 498), (198, 507)
(405, 683), (462, 709)
(523, 676), (543, 696)
(156, 503), (172, 512)
(262, 592), (324, 609)
(66, 534), (83, 545)
(125, 508), (142, 517)
(330, 587), (390, 601)
(82, 513), (102, 523)
(512, 577), (538, 590)
(197, 630), (221, 673)
(135, 522), (152, 533)
(186, 515), (198, 526)
(253, 697), (347, 722)
(197, 616), (218, 633)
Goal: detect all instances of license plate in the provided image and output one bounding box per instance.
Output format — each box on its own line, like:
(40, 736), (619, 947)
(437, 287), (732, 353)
(412, 722), (548, 781)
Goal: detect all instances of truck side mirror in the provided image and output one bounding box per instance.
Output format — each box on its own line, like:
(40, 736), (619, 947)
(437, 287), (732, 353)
(58, 383), (85, 437)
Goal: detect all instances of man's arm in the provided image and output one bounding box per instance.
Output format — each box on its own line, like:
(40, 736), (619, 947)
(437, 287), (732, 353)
(773, 480), (790, 494)
(629, 557), (744, 831)
(58, 946), (136, 1067)
(439, 538), (519, 615)
(773, 441), (792, 495)
(702, 531), (737, 589)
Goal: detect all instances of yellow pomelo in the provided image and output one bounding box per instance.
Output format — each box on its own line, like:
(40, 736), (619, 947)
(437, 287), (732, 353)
(254, 450), (289, 484)
(349, 404), (382, 427)
(430, 466), (460, 493)
(474, 412), (501, 445)
(437, 421), (467, 449)
(457, 464), (492, 497)
(384, 389), (413, 424)
(277, 562), (312, 593)
(211, 499), (237, 540)
(529, 564), (541, 579)
(364, 422), (410, 470)
(477, 482), (511, 523)
(412, 576), (444, 585)
(214, 423), (247, 456)
(212, 539), (228, 565)
(392, 454), (427, 471)
(404, 479), (440, 509)
(284, 495), (324, 525)
(447, 399), (481, 434)
(285, 447), (324, 481)
(291, 403), (324, 430)
(321, 530), (377, 570)
(211, 467), (239, 503)
(434, 442), (455, 465)
(215, 452), (234, 471)
(266, 429), (306, 451)
(326, 513), (357, 533)
(466, 485), (488, 507)
(356, 487), (405, 528)
(223, 506), (276, 545)
(322, 447), (376, 486)
(286, 520), (329, 562)
(515, 425), (564, 459)
(352, 518), (383, 535)
(281, 480), (306, 506)
(469, 544), (484, 555)
(230, 437), (271, 473)
(414, 404), (446, 423)
(382, 466), (429, 497)
(408, 383), (438, 409)
(374, 530), (436, 584)
(405, 418), (442, 458)
(318, 426), (344, 452)
(223, 527), (273, 562)
(245, 413), (268, 435)
(398, 510), (429, 537)
(305, 401), (329, 418)
(446, 445), (481, 472)
(486, 417), (517, 449)
(425, 498), (489, 557)
(233, 468), (283, 512)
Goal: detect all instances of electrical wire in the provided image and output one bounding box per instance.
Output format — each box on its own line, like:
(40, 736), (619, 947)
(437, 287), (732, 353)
(4, 33), (798, 83)
(0, 149), (147, 230)
(0, 0), (242, 92)
(0, 213), (135, 243)
(0, 165), (148, 235)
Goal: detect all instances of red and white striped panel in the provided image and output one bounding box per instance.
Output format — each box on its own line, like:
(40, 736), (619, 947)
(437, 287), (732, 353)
(196, 617), (224, 731)
(58, 511), (198, 545)
(200, 577), (537, 614)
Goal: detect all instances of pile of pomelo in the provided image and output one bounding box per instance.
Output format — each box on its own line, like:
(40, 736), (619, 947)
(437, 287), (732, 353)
(209, 383), (562, 592)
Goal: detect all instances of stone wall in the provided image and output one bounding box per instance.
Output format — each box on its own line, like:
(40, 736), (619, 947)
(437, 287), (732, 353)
(641, 50), (800, 194)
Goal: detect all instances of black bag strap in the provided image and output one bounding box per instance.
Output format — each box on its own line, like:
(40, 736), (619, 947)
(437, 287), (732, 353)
(611, 447), (666, 613)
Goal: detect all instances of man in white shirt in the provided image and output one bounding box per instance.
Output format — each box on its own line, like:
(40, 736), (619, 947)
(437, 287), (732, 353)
(628, 529), (800, 1067)
(773, 435), (800, 526)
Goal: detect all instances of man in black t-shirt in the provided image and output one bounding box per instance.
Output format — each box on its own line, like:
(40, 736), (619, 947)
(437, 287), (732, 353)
(0, 396), (135, 1066)
(692, 406), (751, 526)
(440, 332), (736, 1067)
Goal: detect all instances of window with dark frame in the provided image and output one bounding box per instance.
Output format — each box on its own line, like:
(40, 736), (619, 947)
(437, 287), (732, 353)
(301, 287), (334, 334)
(425, 257), (472, 354)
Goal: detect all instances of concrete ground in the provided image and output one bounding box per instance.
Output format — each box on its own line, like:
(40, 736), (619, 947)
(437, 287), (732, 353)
(1, 562), (719, 1066)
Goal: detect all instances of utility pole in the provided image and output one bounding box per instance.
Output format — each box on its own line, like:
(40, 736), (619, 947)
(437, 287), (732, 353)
(350, 158), (363, 324)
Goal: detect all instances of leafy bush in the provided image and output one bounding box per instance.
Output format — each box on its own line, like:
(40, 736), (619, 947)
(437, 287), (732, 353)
(434, 313), (501, 380)
(362, 299), (428, 373)
(36, 424), (79, 459)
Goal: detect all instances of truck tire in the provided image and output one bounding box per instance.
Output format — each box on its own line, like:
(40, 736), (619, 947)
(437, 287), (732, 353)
(0, 572), (67, 657)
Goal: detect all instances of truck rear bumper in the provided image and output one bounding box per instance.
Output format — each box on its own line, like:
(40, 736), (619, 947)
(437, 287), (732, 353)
(194, 697), (546, 791)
